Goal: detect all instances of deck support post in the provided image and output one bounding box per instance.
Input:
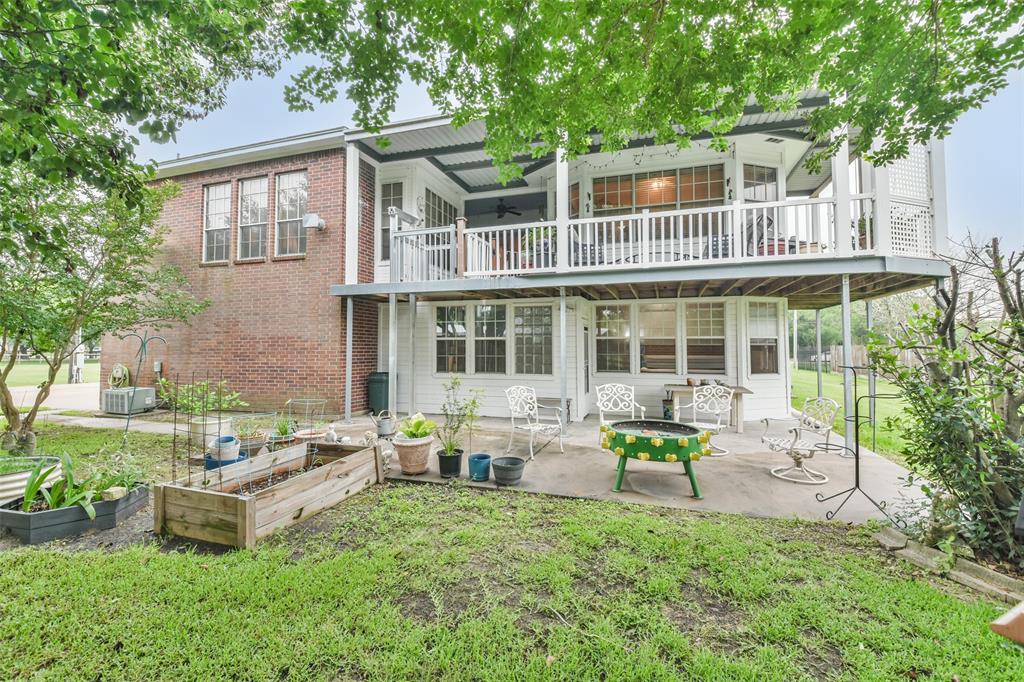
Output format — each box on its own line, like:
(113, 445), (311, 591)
(559, 287), (568, 433)
(815, 309), (823, 398)
(792, 311), (798, 363)
(344, 297), (353, 424)
(388, 293), (398, 418)
(408, 294), (417, 415)
(840, 275), (854, 454)
(555, 149), (569, 272)
(866, 299), (876, 446)
(344, 144), (360, 285)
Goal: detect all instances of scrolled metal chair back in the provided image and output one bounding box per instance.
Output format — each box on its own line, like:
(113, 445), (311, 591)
(596, 383), (636, 415)
(692, 384), (733, 417)
(505, 385), (539, 419)
(799, 397), (839, 434)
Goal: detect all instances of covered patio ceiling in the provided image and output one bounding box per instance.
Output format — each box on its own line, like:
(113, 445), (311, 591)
(347, 91), (834, 196)
(333, 257), (946, 310)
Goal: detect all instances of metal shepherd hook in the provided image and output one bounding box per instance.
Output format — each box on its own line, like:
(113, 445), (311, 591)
(119, 331), (166, 449)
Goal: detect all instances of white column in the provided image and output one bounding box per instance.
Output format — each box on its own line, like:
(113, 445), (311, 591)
(815, 309), (823, 398)
(388, 293), (398, 417)
(559, 287), (568, 433)
(840, 275), (855, 453)
(872, 161), (892, 255)
(866, 299), (876, 431)
(344, 143), (361, 285)
(344, 297), (353, 423)
(833, 134), (852, 256)
(407, 294), (416, 415)
(928, 139), (949, 256)
(792, 311), (798, 362)
(555, 149), (570, 272)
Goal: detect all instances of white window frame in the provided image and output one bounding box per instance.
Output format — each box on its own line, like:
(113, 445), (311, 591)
(202, 182), (231, 263)
(237, 176), (268, 261)
(594, 304), (633, 374)
(424, 187), (458, 228)
(378, 180), (403, 263)
(748, 300), (782, 376)
(684, 301), (727, 375)
(512, 304), (554, 377)
(473, 304), (508, 375)
(434, 304), (468, 374)
(275, 170), (309, 257)
(638, 302), (679, 374)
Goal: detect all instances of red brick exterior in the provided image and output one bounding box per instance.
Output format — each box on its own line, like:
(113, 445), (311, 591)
(100, 147), (378, 414)
(358, 161), (376, 283)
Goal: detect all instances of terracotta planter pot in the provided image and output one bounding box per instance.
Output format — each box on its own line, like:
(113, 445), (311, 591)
(393, 434), (434, 475)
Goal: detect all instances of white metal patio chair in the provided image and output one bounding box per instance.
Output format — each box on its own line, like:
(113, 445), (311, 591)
(505, 385), (564, 461)
(595, 383), (646, 444)
(676, 384), (734, 456)
(760, 397), (840, 484)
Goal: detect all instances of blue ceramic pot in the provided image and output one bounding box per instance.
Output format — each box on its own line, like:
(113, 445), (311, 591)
(468, 453), (492, 482)
(204, 452), (249, 470)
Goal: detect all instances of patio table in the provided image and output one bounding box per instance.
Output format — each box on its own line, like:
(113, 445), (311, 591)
(664, 384), (752, 433)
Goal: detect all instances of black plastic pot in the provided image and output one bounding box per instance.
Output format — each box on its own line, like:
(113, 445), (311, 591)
(492, 456), (526, 486)
(437, 449), (464, 479)
(0, 484), (148, 545)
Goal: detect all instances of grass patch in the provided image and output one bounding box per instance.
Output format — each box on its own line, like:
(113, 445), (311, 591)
(55, 409), (99, 418)
(0, 422), (174, 483)
(791, 368), (910, 466)
(1, 478), (1020, 680)
(3, 360), (100, 388)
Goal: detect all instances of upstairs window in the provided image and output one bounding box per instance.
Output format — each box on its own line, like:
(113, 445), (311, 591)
(237, 177), (268, 260)
(743, 164), (778, 202)
(639, 303), (677, 373)
(593, 165), (726, 217)
(424, 188), (458, 228)
(592, 175), (633, 216)
(203, 183), (231, 262)
(276, 171), (308, 256)
(435, 306), (467, 373)
(474, 305), (507, 374)
(679, 165), (726, 208)
(595, 305), (631, 372)
(634, 170), (677, 213)
(379, 181), (403, 261)
(686, 302), (726, 374)
(749, 302), (780, 374)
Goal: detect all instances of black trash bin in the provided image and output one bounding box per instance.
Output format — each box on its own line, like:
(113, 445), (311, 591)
(367, 372), (389, 415)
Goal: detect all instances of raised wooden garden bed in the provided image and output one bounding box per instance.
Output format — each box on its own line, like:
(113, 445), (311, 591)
(0, 484), (149, 545)
(153, 442), (383, 548)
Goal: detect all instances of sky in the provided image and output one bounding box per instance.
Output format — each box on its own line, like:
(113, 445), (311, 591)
(135, 60), (1024, 245)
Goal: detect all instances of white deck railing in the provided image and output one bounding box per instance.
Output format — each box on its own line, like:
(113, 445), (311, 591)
(390, 195), (890, 282)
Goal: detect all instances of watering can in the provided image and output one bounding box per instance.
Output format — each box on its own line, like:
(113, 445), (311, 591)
(370, 410), (395, 438)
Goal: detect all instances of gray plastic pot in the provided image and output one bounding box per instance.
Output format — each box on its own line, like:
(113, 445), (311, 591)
(491, 456), (526, 486)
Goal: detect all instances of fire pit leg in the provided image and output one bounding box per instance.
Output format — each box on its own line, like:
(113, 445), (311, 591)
(683, 460), (703, 499)
(612, 457), (627, 493)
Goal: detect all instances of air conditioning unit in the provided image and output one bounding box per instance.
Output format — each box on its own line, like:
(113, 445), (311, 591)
(102, 388), (156, 415)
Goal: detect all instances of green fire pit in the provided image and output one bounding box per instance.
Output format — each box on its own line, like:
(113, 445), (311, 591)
(601, 420), (712, 498)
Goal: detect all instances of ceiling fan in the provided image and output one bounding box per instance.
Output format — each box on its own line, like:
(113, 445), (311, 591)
(495, 197), (522, 219)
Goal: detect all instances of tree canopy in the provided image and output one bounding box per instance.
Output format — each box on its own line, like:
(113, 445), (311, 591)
(286, 0), (1024, 177)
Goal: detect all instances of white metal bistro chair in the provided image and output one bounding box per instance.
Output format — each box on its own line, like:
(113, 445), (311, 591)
(676, 384), (734, 456)
(505, 385), (564, 461)
(761, 397), (840, 484)
(595, 383), (646, 444)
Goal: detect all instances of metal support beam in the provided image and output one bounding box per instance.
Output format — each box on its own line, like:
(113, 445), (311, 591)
(388, 294), (398, 418)
(792, 311), (799, 362)
(815, 309), (823, 398)
(559, 287), (568, 433)
(555, 149), (569, 272)
(840, 275), (855, 453)
(866, 299), (876, 449)
(408, 294), (417, 416)
(344, 297), (353, 423)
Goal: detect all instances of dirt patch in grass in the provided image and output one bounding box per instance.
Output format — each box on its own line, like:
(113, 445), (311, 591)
(802, 629), (846, 679)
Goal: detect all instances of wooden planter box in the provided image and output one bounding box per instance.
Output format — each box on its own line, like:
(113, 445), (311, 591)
(153, 442), (383, 548)
(0, 484), (149, 545)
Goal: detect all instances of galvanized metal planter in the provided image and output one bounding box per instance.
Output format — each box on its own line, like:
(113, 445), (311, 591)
(0, 456), (62, 507)
(0, 484), (148, 545)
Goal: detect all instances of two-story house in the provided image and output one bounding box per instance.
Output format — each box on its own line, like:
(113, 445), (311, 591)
(102, 92), (949, 452)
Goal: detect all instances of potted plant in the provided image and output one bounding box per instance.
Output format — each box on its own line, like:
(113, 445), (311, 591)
(267, 418), (296, 448)
(435, 376), (480, 479)
(393, 413), (437, 475)
(235, 422), (267, 458)
(0, 453), (148, 544)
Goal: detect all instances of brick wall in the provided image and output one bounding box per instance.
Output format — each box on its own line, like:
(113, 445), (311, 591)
(100, 147), (379, 414)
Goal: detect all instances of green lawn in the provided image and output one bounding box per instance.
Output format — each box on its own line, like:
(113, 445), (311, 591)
(4, 360), (100, 387)
(0, 424), (1020, 680)
(791, 367), (910, 465)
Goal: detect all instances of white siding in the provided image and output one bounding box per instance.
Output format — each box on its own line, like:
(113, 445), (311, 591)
(377, 295), (790, 423)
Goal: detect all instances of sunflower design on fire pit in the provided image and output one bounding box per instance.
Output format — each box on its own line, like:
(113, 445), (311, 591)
(600, 420), (709, 498)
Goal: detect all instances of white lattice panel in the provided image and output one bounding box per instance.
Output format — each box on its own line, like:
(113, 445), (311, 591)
(889, 144), (931, 201)
(890, 201), (934, 257)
